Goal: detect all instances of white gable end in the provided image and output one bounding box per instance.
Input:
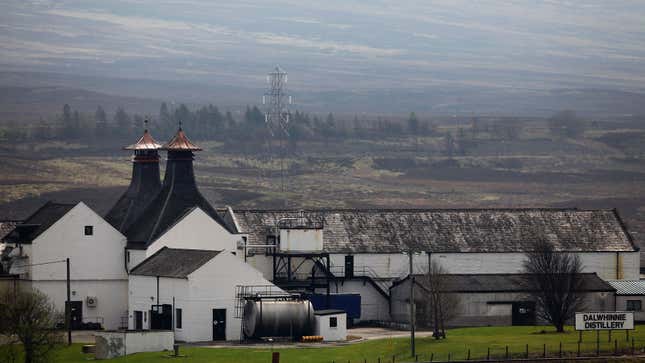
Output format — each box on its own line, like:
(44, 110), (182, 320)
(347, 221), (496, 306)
(31, 202), (127, 280)
(146, 207), (239, 257)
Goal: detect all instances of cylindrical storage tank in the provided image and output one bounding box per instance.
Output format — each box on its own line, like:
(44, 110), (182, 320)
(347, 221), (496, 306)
(243, 300), (314, 339)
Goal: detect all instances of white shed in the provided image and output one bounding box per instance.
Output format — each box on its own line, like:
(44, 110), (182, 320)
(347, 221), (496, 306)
(314, 309), (347, 341)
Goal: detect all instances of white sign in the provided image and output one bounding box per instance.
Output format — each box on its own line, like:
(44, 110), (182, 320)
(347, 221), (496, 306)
(575, 312), (634, 331)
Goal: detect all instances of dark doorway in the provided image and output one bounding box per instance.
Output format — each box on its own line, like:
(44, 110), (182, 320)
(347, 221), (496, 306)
(150, 304), (172, 330)
(344, 255), (354, 278)
(65, 301), (83, 330)
(134, 311), (143, 330)
(512, 301), (536, 326)
(212, 309), (226, 341)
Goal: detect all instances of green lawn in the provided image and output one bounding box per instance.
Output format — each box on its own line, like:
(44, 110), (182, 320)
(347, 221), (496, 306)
(6, 326), (645, 363)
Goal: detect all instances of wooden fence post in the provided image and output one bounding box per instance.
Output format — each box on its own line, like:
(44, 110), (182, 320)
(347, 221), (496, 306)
(632, 337), (635, 355)
(505, 346), (508, 360)
(596, 330), (600, 356)
(467, 349), (470, 360)
(487, 347), (490, 360)
(430, 352), (434, 362)
(543, 343), (546, 358)
(525, 344), (528, 359)
(559, 341), (562, 358)
(614, 339), (618, 356)
(577, 341), (581, 357)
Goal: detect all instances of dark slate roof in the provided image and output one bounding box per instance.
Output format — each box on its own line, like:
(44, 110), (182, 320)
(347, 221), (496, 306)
(314, 309), (346, 316)
(233, 208), (637, 253)
(607, 280), (645, 296)
(0, 221), (19, 242)
(4, 202), (75, 244)
(393, 273), (615, 293)
(130, 247), (221, 278)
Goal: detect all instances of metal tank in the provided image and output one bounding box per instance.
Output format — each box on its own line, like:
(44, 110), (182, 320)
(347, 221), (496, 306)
(243, 300), (315, 339)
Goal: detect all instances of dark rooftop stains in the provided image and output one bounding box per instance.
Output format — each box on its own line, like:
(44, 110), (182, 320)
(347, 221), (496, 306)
(233, 208), (637, 253)
(4, 202), (76, 244)
(130, 247), (221, 278)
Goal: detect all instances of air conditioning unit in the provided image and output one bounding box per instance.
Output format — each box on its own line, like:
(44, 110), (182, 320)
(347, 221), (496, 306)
(86, 296), (97, 308)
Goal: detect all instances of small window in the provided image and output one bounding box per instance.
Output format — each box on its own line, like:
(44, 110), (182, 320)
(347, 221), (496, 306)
(144, 311), (147, 322)
(176, 308), (182, 329)
(626, 300), (642, 311)
(329, 316), (338, 328)
(84, 225), (93, 236)
(127, 251), (131, 264)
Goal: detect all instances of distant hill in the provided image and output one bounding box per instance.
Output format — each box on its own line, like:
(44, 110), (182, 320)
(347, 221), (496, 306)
(2, 71), (645, 120)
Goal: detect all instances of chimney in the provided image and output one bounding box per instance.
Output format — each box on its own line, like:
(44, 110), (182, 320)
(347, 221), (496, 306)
(105, 123), (162, 232)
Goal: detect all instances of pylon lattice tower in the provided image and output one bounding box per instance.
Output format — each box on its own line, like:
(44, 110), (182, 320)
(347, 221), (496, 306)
(262, 66), (292, 195)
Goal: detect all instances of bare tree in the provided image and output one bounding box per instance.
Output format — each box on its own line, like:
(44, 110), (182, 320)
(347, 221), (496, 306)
(418, 261), (459, 339)
(522, 238), (585, 332)
(0, 289), (63, 363)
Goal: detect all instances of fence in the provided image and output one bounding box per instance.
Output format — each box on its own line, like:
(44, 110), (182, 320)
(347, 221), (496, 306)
(326, 332), (645, 363)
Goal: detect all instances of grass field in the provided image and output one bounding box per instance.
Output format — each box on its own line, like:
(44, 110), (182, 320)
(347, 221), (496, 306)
(6, 326), (645, 363)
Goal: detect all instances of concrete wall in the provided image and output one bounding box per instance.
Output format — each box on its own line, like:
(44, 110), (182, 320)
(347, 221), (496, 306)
(94, 330), (173, 359)
(315, 313), (347, 341)
(146, 207), (241, 257)
(33, 280), (128, 330)
(615, 296), (645, 322)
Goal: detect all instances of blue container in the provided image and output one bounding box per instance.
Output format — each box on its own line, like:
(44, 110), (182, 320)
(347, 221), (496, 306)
(306, 293), (361, 319)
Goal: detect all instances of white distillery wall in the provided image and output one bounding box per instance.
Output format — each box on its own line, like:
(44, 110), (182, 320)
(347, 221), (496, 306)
(326, 252), (639, 281)
(29, 202), (127, 281)
(126, 249), (147, 272)
(186, 252), (280, 342)
(244, 254), (274, 280)
(33, 280), (128, 330)
(146, 207), (241, 257)
(430, 252), (639, 280)
(129, 252), (279, 342)
(329, 253), (429, 279)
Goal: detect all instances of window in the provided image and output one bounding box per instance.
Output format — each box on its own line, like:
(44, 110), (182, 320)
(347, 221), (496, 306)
(84, 225), (93, 236)
(626, 300), (642, 311)
(127, 251), (131, 264)
(176, 308), (182, 329)
(329, 316), (338, 328)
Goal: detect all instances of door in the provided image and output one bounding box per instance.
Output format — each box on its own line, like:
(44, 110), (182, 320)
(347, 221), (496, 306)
(134, 311), (143, 330)
(212, 309), (226, 341)
(150, 304), (173, 330)
(344, 255), (354, 278)
(65, 301), (83, 330)
(512, 301), (536, 326)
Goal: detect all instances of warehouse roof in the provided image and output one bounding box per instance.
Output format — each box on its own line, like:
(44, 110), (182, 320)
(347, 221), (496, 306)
(607, 280), (645, 296)
(392, 273), (615, 293)
(0, 221), (19, 242)
(130, 247), (220, 278)
(232, 208), (637, 253)
(3, 202), (76, 244)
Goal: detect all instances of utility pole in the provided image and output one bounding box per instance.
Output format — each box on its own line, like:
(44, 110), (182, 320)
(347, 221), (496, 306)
(66, 257), (71, 346)
(409, 251), (415, 357)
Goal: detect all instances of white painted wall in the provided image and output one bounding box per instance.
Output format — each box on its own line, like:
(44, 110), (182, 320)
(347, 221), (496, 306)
(126, 249), (147, 272)
(30, 202), (127, 280)
(22, 202), (128, 329)
(186, 251), (280, 342)
(615, 296), (645, 322)
(315, 313), (347, 341)
(33, 280), (128, 330)
(128, 251), (280, 342)
(325, 251), (639, 281)
(146, 207), (241, 257)
(280, 229), (323, 252)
